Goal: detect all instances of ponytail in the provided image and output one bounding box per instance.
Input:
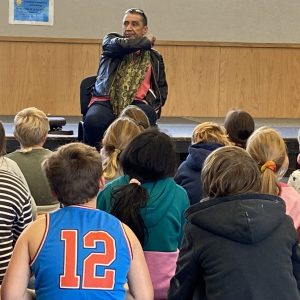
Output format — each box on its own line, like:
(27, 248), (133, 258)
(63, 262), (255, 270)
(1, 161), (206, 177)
(111, 184), (148, 245)
(102, 149), (120, 180)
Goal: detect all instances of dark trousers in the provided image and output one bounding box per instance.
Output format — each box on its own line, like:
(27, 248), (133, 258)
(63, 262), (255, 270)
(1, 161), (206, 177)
(83, 100), (157, 149)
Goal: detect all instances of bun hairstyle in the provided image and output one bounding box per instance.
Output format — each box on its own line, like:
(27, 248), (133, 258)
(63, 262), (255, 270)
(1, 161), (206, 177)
(224, 109), (255, 148)
(119, 105), (150, 131)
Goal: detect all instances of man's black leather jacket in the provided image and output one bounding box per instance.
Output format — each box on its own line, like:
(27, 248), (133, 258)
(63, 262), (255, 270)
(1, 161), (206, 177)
(93, 33), (168, 111)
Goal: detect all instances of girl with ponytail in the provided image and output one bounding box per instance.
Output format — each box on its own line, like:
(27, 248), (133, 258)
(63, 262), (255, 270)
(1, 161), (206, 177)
(97, 129), (189, 299)
(101, 117), (141, 182)
(246, 126), (300, 238)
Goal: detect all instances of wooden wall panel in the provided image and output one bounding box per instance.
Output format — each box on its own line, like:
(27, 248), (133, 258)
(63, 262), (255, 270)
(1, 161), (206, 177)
(0, 38), (299, 118)
(219, 47), (283, 117)
(0, 40), (99, 116)
(282, 49), (300, 118)
(157, 45), (220, 117)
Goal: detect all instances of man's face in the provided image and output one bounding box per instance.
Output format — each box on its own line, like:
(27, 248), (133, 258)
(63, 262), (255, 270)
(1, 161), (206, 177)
(122, 13), (148, 39)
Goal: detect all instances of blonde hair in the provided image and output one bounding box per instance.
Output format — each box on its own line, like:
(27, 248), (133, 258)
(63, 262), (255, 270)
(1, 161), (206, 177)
(13, 107), (49, 149)
(119, 105), (150, 131)
(246, 127), (288, 195)
(101, 117), (142, 180)
(192, 122), (230, 145)
(202, 146), (261, 198)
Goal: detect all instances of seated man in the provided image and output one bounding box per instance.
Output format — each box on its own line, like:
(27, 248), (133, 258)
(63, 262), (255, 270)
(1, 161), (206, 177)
(83, 8), (168, 148)
(1, 142), (153, 300)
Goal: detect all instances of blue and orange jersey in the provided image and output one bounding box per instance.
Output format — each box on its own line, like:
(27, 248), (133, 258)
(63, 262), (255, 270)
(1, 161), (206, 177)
(31, 206), (132, 300)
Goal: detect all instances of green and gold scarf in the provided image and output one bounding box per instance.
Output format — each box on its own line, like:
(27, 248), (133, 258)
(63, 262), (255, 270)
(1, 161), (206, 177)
(109, 51), (150, 115)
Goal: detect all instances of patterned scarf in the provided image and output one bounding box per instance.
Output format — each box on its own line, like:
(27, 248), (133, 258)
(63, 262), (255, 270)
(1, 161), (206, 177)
(109, 51), (150, 115)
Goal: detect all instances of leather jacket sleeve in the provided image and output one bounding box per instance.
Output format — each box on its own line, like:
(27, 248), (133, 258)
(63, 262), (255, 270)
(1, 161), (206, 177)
(102, 32), (152, 58)
(156, 52), (168, 106)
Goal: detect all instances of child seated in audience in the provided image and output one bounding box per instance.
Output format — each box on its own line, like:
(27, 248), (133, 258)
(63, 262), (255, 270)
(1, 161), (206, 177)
(247, 126), (300, 237)
(224, 108), (255, 148)
(97, 129), (190, 299)
(1, 142), (153, 300)
(119, 105), (151, 130)
(101, 117), (142, 182)
(6, 107), (59, 213)
(0, 120), (37, 218)
(175, 122), (230, 205)
(0, 125), (33, 284)
(168, 146), (300, 300)
(288, 128), (300, 193)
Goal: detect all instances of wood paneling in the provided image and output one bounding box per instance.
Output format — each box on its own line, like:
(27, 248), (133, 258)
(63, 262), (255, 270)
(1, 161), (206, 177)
(0, 39), (99, 116)
(158, 45), (220, 117)
(0, 37), (299, 118)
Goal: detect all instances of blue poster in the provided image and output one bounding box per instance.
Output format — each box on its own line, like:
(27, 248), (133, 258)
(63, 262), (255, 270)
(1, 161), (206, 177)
(9, 0), (54, 25)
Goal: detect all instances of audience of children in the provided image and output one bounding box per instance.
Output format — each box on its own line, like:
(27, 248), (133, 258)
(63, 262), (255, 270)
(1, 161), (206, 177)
(0, 121), (37, 219)
(1, 142), (153, 300)
(224, 108), (255, 148)
(246, 126), (300, 237)
(168, 146), (300, 300)
(175, 122), (230, 205)
(1, 105), (300, 300)
(6, 107), (59, 213)
(119, 105), (151, 130)
(97, 129), (190, 299)
(101, 117), (142, 182)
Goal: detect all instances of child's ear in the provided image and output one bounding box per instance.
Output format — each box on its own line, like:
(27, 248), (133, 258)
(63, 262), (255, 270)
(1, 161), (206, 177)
(99, 176), (105, 191)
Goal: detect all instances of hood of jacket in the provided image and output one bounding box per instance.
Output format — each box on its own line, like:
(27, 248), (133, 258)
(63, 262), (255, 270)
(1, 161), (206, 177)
(186, 142), (223, 171)
(186, 193), (287, 244)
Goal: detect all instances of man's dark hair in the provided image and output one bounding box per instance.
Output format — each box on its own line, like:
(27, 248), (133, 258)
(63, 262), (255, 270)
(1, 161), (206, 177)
(125, 8), (148, 26)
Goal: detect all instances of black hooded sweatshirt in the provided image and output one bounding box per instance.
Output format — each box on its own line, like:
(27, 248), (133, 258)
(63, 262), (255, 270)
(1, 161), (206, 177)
(168, 193), (300, 300)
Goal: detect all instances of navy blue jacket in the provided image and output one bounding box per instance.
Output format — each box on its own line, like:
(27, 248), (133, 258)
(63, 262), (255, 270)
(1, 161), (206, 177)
(175, 142), (223, 205)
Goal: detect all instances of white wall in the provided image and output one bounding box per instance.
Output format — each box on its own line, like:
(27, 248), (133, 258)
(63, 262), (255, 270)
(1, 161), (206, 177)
(1, 0), (300, 43)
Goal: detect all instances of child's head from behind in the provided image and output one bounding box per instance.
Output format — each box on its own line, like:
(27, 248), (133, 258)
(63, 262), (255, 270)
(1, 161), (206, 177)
(192, 122), (230, 145)
(119, 105), (150, 131)
(120, 129), (176, 182)
(13, 107), (49, 148)
(43, 142), (103, 206)
(224, 109), (255, 148)
(202, 146), (261, 198)
(102, 117), (142, 179)
(246, 127), (288, 195)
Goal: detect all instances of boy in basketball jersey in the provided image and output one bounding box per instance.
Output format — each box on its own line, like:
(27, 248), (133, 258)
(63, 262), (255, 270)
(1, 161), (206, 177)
(1, 142), (153, 300)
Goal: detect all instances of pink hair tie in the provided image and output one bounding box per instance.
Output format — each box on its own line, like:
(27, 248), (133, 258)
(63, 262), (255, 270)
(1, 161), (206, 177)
(261, 160), (277, 173)
(129, 178), (141, 186)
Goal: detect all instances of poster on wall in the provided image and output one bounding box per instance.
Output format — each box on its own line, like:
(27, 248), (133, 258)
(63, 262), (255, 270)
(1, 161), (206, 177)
(9, 0), (54, 25)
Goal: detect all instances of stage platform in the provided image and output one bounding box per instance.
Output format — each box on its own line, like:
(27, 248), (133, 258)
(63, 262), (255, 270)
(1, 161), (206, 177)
(2, 116), (299, 176)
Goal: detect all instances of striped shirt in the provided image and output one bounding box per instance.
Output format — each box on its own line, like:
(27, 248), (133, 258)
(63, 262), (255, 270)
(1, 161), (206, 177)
(0, 170), (32, 283)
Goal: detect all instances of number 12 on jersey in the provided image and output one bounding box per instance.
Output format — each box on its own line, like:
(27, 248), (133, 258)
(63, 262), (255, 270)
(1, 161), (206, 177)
(60, 230), (116, 289)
